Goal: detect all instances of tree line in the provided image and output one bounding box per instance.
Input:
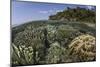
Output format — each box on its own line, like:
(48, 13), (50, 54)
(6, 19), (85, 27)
(49, 7), (96, 23)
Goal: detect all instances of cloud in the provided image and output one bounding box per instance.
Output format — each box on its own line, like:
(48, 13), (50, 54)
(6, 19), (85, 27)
(39, 10), (54, 14)
(87, 6), (93, 10)
(55, 10), (63, 12)
(39, 11), (49, 14)
(39, 9), (63, 14)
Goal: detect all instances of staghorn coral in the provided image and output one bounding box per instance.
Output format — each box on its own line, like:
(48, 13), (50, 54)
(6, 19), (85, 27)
(12, 20), (96, 65)
(68, 34), (96, 62)
(11, 43), (34, 65)
(46, 41), (67, 64)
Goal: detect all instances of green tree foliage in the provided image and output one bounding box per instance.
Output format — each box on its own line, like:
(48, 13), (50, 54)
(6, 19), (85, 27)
(49, 7), (96, 23)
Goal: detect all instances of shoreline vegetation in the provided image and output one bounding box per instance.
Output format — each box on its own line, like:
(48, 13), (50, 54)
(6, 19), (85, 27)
(11, 7), (96, 66)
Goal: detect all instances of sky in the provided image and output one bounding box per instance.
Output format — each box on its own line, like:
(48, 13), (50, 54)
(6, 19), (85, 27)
(12, 1), (96, 25)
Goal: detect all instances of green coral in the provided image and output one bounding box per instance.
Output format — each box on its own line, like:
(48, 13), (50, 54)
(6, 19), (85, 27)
(11, 43), (34, 65)
(46, 41), (67, 64)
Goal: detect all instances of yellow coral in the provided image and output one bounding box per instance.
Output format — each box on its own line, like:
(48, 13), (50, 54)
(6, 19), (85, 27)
(69, 34), (96, 61)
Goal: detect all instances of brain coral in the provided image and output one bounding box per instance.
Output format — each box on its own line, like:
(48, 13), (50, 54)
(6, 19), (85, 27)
(68, 34), (96, 62)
